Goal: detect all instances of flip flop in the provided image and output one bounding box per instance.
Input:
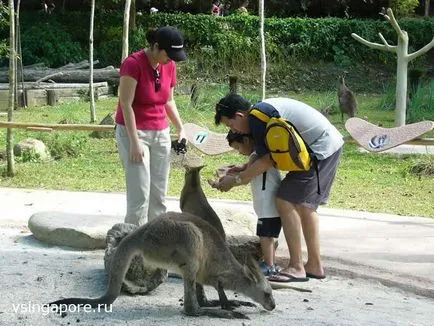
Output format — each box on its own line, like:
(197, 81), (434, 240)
(306, 272), (326, 280)
(268, 272), (309, 283)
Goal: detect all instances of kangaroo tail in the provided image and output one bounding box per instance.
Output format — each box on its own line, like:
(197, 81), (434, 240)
(49, 231), (141, 308)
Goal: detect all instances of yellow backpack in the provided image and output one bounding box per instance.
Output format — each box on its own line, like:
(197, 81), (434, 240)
(249, 108), (312, 171)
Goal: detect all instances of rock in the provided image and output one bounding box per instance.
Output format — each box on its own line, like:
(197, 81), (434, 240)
(14, 138), (50, 161)
(227, 234), (263, 261)
(90, 113), (115, 139)
(28, 211), (121, 249)
(104, 223), (167, 294)
(214, 207), (257, 236)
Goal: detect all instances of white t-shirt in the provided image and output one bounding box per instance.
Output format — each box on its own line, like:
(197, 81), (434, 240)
(249, 153), (282, 218)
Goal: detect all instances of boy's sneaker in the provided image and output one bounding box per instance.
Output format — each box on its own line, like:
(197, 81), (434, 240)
(258, 260), (277, 276)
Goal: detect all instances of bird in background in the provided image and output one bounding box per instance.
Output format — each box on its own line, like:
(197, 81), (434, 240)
(338, 75), (358, 122)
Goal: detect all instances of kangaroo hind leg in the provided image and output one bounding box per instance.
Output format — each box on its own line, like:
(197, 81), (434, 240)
(184, 275), (249, 319)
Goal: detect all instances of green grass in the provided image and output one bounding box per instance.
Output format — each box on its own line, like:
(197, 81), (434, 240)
(0, 86), (433, 218)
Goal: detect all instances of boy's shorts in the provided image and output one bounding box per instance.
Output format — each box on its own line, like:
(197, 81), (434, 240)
(256, 217), (281, 238)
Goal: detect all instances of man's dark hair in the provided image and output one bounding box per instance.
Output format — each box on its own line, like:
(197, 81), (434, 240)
(226, 130), (252, 146)
(214, 93), (251, 125)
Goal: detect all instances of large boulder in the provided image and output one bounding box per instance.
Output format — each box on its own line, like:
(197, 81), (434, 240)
(28, 211), (121, 249)
(14, 138), (50, 161)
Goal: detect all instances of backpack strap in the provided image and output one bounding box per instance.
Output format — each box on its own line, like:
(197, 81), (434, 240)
(249, 108), (271, 123)
(262, 171), (267, 191)
(313, 158), (321, 195)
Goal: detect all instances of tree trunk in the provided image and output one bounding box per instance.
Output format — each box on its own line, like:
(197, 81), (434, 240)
(16, 0), (26, 107)
(259, 0), (266, 100)
(351, 8), (434, 127)
(425, 0), (431, 17)
(395, 32), (409, 127)
(129, 0), (136, 31)
(0, 68), (120, 84)
(122, 0), (132, 62)
(7, 0), (16, 177)
(89, 0), (96, 122)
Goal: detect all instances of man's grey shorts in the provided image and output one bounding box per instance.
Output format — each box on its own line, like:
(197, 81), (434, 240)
(276, 147), (343, 210)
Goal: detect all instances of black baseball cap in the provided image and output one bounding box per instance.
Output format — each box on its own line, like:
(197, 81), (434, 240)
(156, 26), (187, 62)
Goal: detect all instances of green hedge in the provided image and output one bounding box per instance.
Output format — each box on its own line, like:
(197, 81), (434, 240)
(3, 12), (431, 68)
(0, 12), (433, 90)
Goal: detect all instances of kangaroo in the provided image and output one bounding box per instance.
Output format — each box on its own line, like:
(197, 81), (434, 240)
(338, 75), (358, 122)
(181, 165), (258, 310)
(180, 165), (226, 238)
(49, 212), (275, 319)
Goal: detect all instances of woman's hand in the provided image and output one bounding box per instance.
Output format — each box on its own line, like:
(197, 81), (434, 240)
(171, 126), (187, 155)
(129, 140), (144, 163)
(177, 126), (186, 142)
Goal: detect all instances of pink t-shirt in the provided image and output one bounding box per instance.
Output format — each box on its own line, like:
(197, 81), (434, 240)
(115, 49), (177, 130)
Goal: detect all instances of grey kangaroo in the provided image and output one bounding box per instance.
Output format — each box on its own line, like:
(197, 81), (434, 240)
(49, 212), (275, 319)
(181, 164), (259, 310)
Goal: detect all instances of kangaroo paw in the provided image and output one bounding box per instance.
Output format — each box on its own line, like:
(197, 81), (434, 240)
(199, 308), (250, 319)
(221, 300), (256, 310)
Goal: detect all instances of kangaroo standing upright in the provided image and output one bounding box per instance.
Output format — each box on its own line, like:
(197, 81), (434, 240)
(181, 165), (259, 309)
(180, 165), (225, 237)
(49, 212), (275, 319)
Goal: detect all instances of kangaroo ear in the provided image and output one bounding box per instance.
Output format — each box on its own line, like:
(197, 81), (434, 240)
(243, 256), (262, 283)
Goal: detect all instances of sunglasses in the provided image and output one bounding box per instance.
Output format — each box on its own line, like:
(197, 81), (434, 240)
(153, 68), (161, 92)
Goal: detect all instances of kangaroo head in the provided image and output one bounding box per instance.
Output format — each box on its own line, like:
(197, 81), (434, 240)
(184, 164), (204, 175)
(238, 257), (275, 311)
(183, 165), (205, 190)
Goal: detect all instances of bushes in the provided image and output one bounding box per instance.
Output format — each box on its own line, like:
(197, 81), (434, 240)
(11, 12), (434, 69)
(9, 12), (434, 68)
(38, 133), (88, 160)
(20, 20), (87, 67)
(407, 79), (434, 123)
(389, 0), (420, 17)
(1, 12), (432, 91)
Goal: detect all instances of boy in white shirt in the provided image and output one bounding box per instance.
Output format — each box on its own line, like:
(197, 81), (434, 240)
(213, 131), (283, 278)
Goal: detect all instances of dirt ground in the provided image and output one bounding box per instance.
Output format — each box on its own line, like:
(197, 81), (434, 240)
(1, 227), (433, 326)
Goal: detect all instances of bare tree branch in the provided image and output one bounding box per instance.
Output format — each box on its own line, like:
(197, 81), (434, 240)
(386, 8), (405, 39)
(407, 36), (434, 61)
(378, 33), (391, 47)
(351, 33), (396, 53)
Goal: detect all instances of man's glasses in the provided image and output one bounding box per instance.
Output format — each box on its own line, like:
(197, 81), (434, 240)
(153, 68), (161, 92)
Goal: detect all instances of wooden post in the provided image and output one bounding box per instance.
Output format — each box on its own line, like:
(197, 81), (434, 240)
(229, 75), (238, 93)
(47, 89), (58, 106)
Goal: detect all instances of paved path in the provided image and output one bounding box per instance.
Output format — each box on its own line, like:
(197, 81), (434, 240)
(1, 187), (433, 297)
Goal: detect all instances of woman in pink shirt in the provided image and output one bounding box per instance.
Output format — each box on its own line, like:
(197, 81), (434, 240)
(115, 26), (187, 226)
